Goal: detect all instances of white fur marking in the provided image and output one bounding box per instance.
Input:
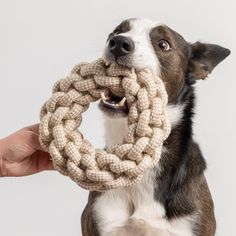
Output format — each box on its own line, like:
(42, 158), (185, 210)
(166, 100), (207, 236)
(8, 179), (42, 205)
(94, 169), (194, 236)
(103, 116), (128, 147)
(94, 188), (130, 234)
(121, 18), (162, 74)
(167, 104), (185, 126)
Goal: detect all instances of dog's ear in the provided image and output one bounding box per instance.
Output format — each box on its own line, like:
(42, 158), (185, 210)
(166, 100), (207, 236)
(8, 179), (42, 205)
(188, 42), (230, 80)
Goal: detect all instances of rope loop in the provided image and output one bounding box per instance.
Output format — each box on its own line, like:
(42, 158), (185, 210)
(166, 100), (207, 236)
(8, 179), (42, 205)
(39, 59), (171, 191)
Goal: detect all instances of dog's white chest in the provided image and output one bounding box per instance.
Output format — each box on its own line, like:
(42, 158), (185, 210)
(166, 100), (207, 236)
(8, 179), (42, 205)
(93, 171), (194, 236)
(95, 106), (194, 236)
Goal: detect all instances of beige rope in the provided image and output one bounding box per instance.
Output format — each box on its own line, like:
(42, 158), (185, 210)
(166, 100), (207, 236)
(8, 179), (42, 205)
(39, 58), (171, 191)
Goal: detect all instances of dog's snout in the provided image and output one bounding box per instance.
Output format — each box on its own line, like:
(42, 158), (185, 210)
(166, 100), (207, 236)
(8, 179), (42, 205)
(108, 36), (134, 58)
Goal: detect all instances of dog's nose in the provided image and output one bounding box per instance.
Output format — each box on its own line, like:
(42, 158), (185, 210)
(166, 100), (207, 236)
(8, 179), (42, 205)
(108, 36), (134, 58)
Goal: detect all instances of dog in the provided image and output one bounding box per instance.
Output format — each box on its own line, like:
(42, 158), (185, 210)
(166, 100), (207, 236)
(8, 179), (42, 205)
(81, 18), (230, 236)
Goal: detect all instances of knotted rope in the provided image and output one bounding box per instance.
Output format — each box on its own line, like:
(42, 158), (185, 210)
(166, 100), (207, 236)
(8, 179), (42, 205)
(39, 58), (171, 191)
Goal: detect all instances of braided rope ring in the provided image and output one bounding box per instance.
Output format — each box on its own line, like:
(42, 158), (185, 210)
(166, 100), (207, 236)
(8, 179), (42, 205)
(39, 59), (171, 191)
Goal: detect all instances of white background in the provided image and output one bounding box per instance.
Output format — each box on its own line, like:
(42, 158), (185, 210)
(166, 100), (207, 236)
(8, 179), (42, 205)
(0, 0), (235, 235)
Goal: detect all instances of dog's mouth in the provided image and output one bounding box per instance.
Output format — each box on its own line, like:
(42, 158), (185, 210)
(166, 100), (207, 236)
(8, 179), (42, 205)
(99, 91), (128, 117)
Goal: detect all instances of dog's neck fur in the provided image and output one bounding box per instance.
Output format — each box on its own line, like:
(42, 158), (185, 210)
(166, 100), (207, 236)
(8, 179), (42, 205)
(103, 104), (185, 147)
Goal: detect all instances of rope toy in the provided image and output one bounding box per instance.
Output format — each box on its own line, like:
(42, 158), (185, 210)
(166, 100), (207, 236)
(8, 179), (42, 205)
(39, 58), (171, 191)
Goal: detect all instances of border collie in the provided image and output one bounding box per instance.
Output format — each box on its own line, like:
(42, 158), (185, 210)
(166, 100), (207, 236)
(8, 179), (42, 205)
(81, 18), (230, 236)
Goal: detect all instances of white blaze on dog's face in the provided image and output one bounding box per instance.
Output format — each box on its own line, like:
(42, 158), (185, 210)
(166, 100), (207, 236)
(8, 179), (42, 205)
(104, 18), (161, 74)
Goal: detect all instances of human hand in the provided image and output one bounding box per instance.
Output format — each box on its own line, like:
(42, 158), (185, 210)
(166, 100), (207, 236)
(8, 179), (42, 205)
(0, 124), (54, 177)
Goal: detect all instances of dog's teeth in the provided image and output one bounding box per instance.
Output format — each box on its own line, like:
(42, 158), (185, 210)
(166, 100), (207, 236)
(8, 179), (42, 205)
(118, 97), (126, 106)
(101, 92), (106, 101)
(105, 61), (110, 66)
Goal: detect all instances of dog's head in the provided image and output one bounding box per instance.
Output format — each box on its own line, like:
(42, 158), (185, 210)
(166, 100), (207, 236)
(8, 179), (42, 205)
(100, 18), (230, 118)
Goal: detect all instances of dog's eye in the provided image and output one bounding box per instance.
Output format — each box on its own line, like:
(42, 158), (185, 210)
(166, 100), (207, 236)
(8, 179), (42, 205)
(158, 40), (171, 51)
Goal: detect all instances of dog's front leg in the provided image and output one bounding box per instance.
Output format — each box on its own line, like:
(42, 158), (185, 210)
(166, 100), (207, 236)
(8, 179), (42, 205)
(81, 192), (101, 236)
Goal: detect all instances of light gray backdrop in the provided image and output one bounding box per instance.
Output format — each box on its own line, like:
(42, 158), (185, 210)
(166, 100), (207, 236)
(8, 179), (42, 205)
(0, 0), (235, 235)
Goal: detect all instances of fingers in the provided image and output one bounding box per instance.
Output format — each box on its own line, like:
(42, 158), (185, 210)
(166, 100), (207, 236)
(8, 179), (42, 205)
(1, 124), (54, 177)
(1, 124), (47, 162)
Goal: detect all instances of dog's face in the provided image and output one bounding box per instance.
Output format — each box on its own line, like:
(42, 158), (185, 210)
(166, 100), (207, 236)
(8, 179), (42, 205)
(100, 18), (230, 118)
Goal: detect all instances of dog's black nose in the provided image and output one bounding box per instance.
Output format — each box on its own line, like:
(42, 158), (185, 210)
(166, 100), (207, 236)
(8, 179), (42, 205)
(108, 36), (134, 58)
